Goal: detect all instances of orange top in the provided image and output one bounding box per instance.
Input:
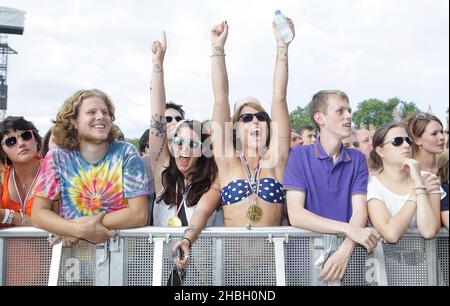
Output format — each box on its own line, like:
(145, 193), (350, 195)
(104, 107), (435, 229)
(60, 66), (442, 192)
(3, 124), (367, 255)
(1, 166), (35, 218)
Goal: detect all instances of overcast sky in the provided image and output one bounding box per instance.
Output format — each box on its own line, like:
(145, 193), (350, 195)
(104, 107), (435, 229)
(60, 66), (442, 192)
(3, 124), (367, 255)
(1, 0), (449, 138)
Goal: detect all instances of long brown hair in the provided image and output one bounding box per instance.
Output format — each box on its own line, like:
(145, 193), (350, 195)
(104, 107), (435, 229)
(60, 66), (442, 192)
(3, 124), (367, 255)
(438, 150), (449, 183)
(157, 120), (218, 208)
(405, 112), (443, 157)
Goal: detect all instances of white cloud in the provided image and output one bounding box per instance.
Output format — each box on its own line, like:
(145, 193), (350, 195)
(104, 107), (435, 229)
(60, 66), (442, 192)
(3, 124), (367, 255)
(2, 0), (449, 137)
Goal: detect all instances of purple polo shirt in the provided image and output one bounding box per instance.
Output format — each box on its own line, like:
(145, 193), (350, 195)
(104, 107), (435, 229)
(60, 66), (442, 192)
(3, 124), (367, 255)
(283, 138), (368, 223)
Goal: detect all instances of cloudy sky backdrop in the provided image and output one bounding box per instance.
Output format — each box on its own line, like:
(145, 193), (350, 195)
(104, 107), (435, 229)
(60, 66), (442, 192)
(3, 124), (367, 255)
(1, 0), (449, 138)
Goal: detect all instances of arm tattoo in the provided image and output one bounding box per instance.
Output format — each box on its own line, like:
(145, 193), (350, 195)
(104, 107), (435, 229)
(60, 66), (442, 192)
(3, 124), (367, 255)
(151, 114), (166, 138)
(184, 225), (201, 242)
(153, 63), (162, 73)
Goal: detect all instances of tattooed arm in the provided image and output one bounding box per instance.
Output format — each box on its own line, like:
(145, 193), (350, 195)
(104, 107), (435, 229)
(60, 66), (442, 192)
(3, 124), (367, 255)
(149, 32), (170, 190)
(270, 18), (295, 181)
(211, 21), (233, 161)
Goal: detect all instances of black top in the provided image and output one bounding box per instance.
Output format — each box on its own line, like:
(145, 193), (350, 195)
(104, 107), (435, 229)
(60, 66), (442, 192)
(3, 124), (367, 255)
(441, 183), (449, 212)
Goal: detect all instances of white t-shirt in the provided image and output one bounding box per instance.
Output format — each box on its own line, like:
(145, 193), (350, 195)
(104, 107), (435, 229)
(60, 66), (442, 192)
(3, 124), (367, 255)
(367, 173), (446, 229)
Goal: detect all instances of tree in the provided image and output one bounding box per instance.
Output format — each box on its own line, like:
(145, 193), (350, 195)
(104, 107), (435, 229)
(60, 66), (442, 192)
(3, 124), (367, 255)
(352, 97), (420, 129)
(290, 106), (314, 130)
(126, 138), (140, 150)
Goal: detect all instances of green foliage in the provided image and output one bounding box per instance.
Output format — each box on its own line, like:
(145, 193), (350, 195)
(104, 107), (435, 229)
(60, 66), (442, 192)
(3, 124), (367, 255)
(126, 138), (140, 150)
(290, 97), (421, 130)
(290, 105), (314, 130)
(352, 97), (420, 129)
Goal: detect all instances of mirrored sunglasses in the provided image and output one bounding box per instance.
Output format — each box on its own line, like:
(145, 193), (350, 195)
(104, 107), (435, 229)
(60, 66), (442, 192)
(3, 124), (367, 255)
(172, 136), (202, 150)
(2, 131), (34, 149)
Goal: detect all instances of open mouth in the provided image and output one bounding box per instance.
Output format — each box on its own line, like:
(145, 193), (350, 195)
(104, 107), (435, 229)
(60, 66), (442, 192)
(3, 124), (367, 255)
(250, 128), (262, 137)
(179, 156), (191, 167)
(92, 124), (106, 130)
(343, 123), (352, 128)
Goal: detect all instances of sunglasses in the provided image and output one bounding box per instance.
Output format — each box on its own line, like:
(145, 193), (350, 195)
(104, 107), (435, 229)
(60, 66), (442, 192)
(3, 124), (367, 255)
(172, 136), (202, 150)
(2, 130), (34, 149)
(166, 116), (183, 123)
(382, 136), (413, 147)
(415, 113), (432, 120)
(238, 112), (268, 123)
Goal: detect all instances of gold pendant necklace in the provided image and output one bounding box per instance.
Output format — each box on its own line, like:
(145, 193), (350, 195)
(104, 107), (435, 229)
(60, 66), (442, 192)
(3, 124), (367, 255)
(247, 201), (263, 222)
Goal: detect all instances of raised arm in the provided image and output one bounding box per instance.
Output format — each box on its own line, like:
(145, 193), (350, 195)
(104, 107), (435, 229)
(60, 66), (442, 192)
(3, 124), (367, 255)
(149, 32), (170, 185)
(270, 18), (295, 177)
(210, 21), (233, 160)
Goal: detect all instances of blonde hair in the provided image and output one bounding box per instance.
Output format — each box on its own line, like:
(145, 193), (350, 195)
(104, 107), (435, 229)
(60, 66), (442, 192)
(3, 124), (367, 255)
(53, 89), (118, 150)
(230, 98), (271, 151)
(438, 150), (449, 183)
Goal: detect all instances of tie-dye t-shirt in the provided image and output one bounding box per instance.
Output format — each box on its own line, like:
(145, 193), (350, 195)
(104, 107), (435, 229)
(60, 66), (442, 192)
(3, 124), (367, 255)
(33, 141), (150, 220)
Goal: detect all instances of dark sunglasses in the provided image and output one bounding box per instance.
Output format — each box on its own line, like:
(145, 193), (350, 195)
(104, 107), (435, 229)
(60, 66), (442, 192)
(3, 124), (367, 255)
(238, 112), (268, 123)
(415, 113), (432, 120)
(166, 116), (183, 123)
(173, 136), (202, 150)
(2, 130), (34, 148)
(382, 136), (413, 147)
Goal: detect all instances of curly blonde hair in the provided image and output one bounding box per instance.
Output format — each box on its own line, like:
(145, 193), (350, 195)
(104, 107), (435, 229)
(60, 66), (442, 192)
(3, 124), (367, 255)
(52, 89), (118, 150)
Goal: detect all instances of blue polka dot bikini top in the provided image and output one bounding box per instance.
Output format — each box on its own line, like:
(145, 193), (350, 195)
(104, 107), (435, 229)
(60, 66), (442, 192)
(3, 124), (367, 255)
(221, 178), (285, 206)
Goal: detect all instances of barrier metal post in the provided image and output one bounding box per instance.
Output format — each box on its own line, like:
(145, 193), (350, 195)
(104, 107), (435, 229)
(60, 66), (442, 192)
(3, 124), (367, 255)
(95, 241), (110, 286)
(270, 234), (288, 286)
(0, 238), (6, 286)
(426, 239), (438, 286)
(150, 236), (166, 286)
(108, 236), (124, 286)
(214, 237), (224, 286)
(48, 241), (63, 286)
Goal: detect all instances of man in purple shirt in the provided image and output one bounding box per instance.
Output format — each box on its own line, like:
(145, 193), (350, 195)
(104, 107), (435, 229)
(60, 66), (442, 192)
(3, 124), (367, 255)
(284, 90), (380, 282)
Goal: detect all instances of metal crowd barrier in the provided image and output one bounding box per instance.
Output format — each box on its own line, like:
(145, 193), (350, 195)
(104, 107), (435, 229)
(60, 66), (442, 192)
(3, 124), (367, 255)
(0, 227), (448, 286)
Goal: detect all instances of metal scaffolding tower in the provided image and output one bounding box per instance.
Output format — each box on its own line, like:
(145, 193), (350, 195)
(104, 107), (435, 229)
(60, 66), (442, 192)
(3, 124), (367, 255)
(0, 34), (17, 120)
(0, 7), (25, 121)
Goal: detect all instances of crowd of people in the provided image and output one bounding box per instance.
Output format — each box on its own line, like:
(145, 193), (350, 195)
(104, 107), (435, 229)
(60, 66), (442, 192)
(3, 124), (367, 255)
(0, 17), (448, 282)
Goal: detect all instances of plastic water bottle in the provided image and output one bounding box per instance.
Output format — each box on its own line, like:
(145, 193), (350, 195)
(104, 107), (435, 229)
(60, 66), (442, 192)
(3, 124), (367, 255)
(274, 10), (294, 44)
(394, 102), (405, 123)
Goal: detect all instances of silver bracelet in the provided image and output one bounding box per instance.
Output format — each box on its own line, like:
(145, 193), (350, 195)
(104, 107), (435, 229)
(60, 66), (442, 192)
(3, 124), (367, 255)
(1, 209), (10, 224)
(210, 53), (226, 58)
(6, 210), (15, 225)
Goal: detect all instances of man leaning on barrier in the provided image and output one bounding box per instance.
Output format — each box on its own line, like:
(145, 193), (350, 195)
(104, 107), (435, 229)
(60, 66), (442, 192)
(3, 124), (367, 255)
(283, 90), (381, 282)
(31, 89), (151, 247)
